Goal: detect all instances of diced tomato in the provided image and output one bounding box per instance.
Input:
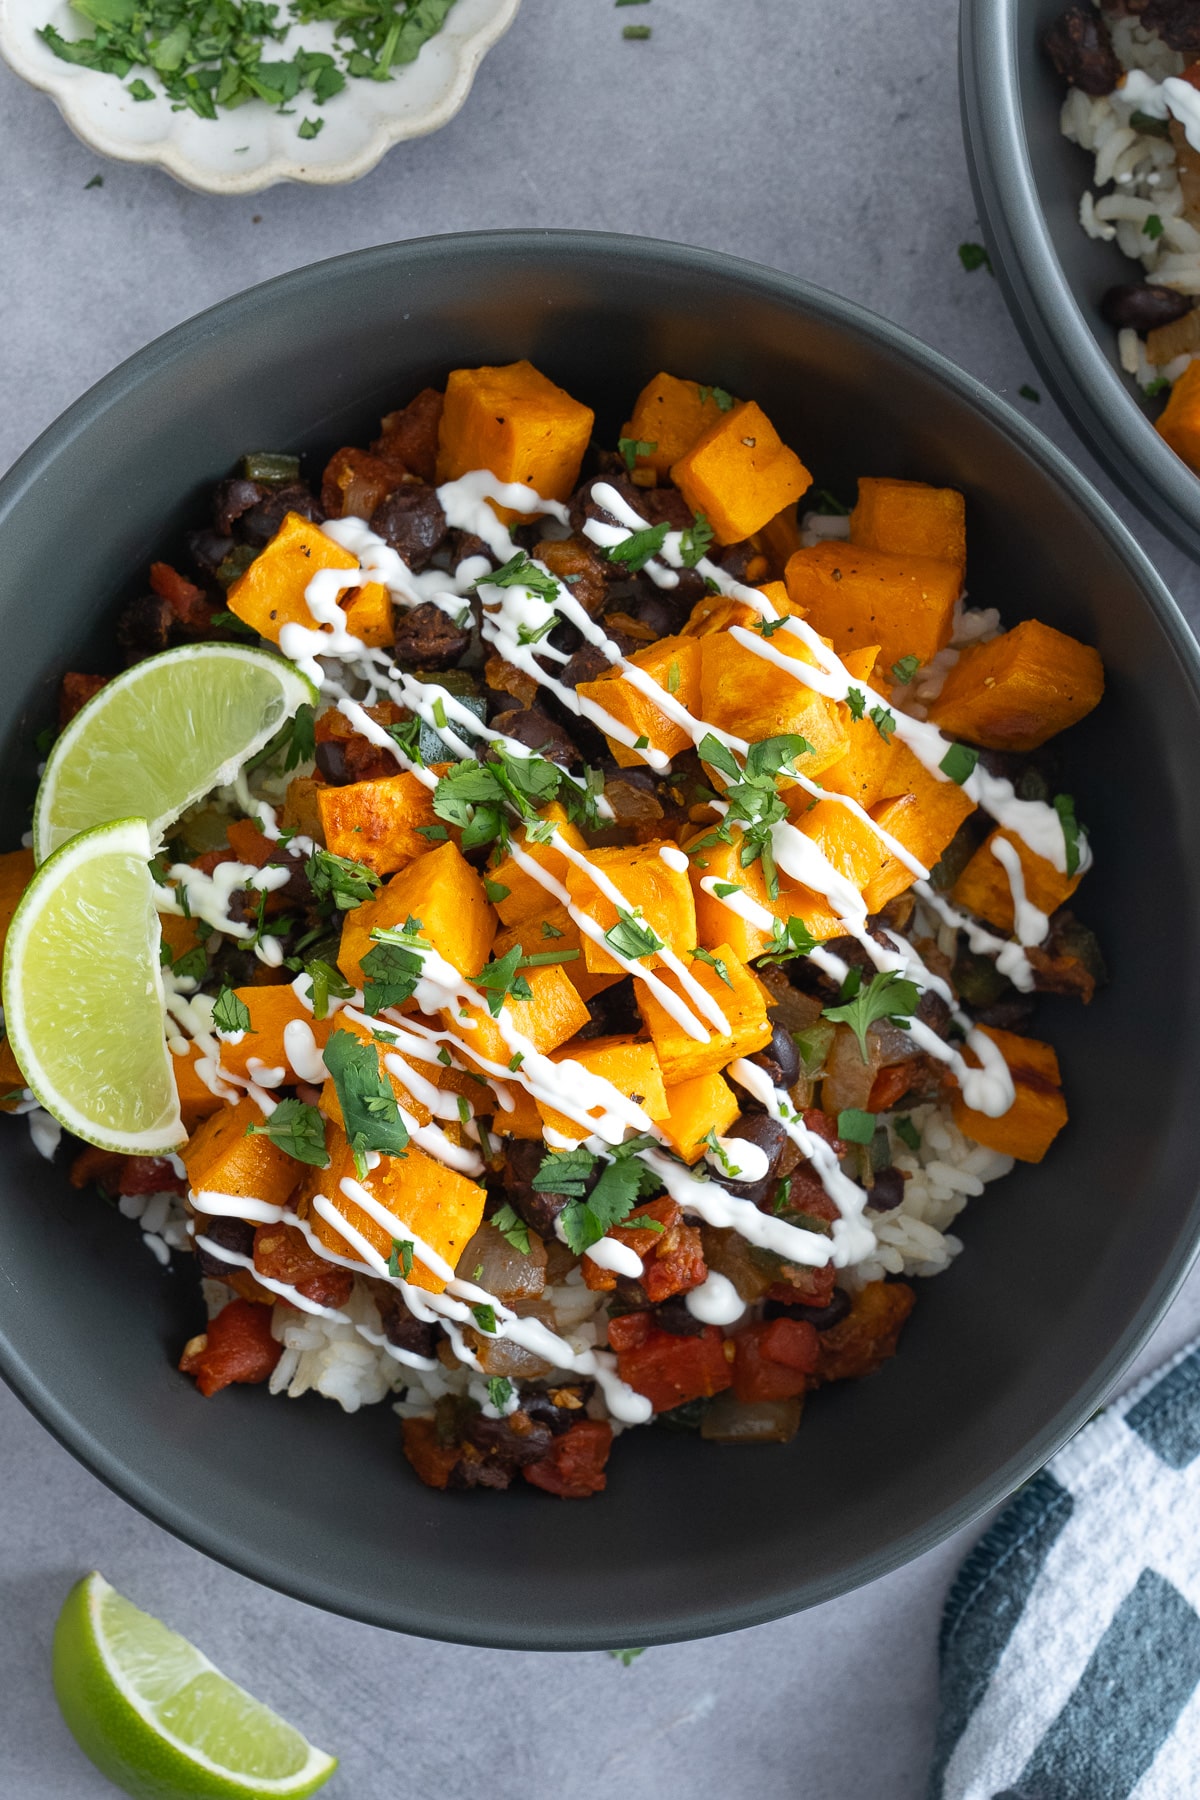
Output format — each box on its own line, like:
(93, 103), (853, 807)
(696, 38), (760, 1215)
(583, 1198), (707, 1302)
(766, 1261), (837, 1310)
(68, 1148), (185, 1195)
(402, 1417), (460, 1491)
(58, 671), (108, 727)
(761, 1316), (821, 1371)
(616, 1324), (733, 1413)
(192, 848), (238, 877)
(815, 1280), (916, 1384)
(225, 818), (276, 868)
(523, 1420), (614, 1498)
(605, 1310), (651, 1353)
(732, 1317), (819, 1403)
(178, 1298), (281, 1398)
(253, 1223), (353, 1309)
(150, 561), (211, 633)
(868, 1061), (920, 1114)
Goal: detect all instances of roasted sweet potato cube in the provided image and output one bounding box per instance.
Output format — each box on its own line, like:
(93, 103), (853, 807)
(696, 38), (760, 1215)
(697, 629), (849, 774)
(338, 840), (495, 987)
(214, 986), (332, 1083)
(951, 827), (1083, 934)
(316, 772), (439, 877)
(813, 1280), (915, 1383)
(927, 619), (1104, 752)
(658, 1069), (741, 1164)
(620, 373), (734, 478)
(862, 795), (923, 913)
(171, 1045), (225, 1133)
(300, 1129), (485, 1292)
(576, 634), (701, 768)
(537, 1036), (669, 1141)
(1156, 358), (1200, 473)
(565, 841), (697, 977)
(492, 905), (622, 1004)
(671, 400), (812, 545)
(684, 826), (776, 962)
(450, 961), (591, 1072)
(952, 1025), (1067, 1164)
(874, 741), (977, 873)
(784, 542), (959, 671)
(342, 581), (394, 648)
(281, 775), (325, 844)
(489, 803), (590, 926)
(489, 1081), (545, 1140)
(682, 579), (799, 639)
(817, 708), (899, 809)
(181, 1095), (301, 1208)
(226, 511), (389, 648)
(850, 477), (967, 586)
(436, 361), (594, 523)
(636, 940), (771, 1083)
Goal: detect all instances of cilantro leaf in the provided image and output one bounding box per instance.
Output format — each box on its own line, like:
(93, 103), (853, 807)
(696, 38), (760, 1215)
(697, 385), (735, 411)
(679, 511), (714, 568)
(869, 705), (896, 743)
(306, 847), (381, 911)
(891, 655), (920, 684)
(532, 1145), (597, 1198)
(473, 944), (533, 1018)
(299, 957), (353, 1021)
(958, 242), (993, 274)
(388, 1238), (414, 1279)
(491, 1202), (530, 1254)
(471, 1303), (498, 1334)
(473, 550), (559, 604)
(618, 437), (657, 472)
(823, 969), (921, 1062)
(939, 743), (979, 786)
(837, 1107), (877, 1145)
(894, 1115), (921, 1152)
(360, 937), (425, 1016)
(245, 1098), (329, 1168)
(487, 1376), (514, 1409)
(322, 1028), (410, 1177)
(605, 522), (670, 572)
(603, 910), (664, 962)
(845, 687), (866, 721)
(559, 1153), (663, 1254)
(757, 914), (818, 965)
(691, 946), (733, 987)
(212, 987), (253, 1035)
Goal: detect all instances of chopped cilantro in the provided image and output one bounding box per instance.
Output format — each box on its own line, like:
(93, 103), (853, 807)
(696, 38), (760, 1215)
(679, 511), (714, 568)
(958, 241), (993, 274)
(712, 880), (742, 899)
(824, 969), (920, 1062)
(473, 550), (560, 604)
(306, 846), (380, 911)
(756, 615), (790, 638)
(869, 705), (896, 743)
(298, 116), (324, 139)
(541, 920), (564, 938)
(758, 914), (818, 965)
(939, 743), (979, 786)
(360, 933), (425, 1016)
(618, 436), (657, 472)
(491, 1202), (530, 1254)
(484, 878), (511, 904)
(891, 654), (920, 684)
(690, 946), (733, 988)
(609, 1648), (646, 1667)
(473, 944), (533, 1017)
(691, 732), (813, 899)
(697, 385), (735, 412)
(1144, 213), (1165, 240)
(667, 659), (681, 696)
(845, 687), (866, 722)
(813, 489), (850, 516)
(487, 1377), (514, 1409)
(212, 987), (253, 1036)
(1019, 383), (1041, 403)
(245, 1098), (329, 1168)
(128, 77), (153, 98)
(471, 1303), (498, 1334)
(603, 910), (664, 962)
(837, 1108), (877, 1145)
(322, 1027), (410, 1177)
(622, 25), (651, 39)
(605, 522), (670, 572)
(388, 1238), (414, 1279)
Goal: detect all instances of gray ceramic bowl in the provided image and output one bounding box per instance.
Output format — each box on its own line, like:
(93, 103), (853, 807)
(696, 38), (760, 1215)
(0, 231), (1197, 1649)
(961, 0), (1200, 558)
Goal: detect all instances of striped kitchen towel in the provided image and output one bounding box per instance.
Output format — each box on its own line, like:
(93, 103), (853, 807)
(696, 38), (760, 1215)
(928, 1336), (1200, 1800)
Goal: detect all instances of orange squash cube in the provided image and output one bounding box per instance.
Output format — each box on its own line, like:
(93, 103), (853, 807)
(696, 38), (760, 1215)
(489, 1082), (545, 1140)
(341, 580), (394, 648)
(1156, 358), (1200, 473)
(672, 401), (812, 545)
(620, 372), (734, 478)
(784, 541), (960, 671)
(316, 772), (439, 878)
(537, 1036), (670, 1141)
(492, 905), (622, 1004)
(181, 1095), (302, 1209)
(684, 826), (776, 963)
(436, 361), (594, 523)
(565, 841), (697, 977)
(697, 629), (849, 773)
(658, 1070), (742, 1164)
(927, 619), (1104, 752)
(171, 1045), (225, 1133)
(636, 941), (771, 1084)
(226, 511), (389, 648)
(576, 634), (701, 767)
(338, 839), (495, 988)
(682, 579), (798, 639)
(489, 803), (590, 927)
(449, 961), (591, 1071)
(952, 1026), (1067, 1164)
(214, 986), (333, 1082)
(850, 477), (967, 587)
(951, 828), (1082, 935)
(0, 846), (33, 969)
(874, 741), (977, 874)
(301, 1128), (485, 1291)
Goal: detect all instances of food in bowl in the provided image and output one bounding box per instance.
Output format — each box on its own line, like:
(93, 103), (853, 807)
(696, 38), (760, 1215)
(1046, 1), (1200, 470)
(0, 361), (1106, 1500)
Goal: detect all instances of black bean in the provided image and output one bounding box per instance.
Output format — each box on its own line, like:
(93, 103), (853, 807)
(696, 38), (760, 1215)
(393, 601), (470, 671)
(1042, 4), (1121, 94)
(194, 1214), (255, 1278)
(213, 477), (266, 537)
(502, 1139), (576, 1240)
(764, 1289), (852, 1331)
(1101, 283), (1194, 333)
(464, 1412), (554, 1469)
(651, 1295), (708, 1337)
(749, 1020), (801, 1090)
(369, 485), (448, 572)
(707, 1114), (790, 1209)
(867, 1167), (906, 1212)
(236, 482), (324, 548)
(187, 527), (234, 580)
(1142, 0), (1200, 54)
(522, 1386), (594, 1435)
(314, 737), (352, 786)
(489, 707), (582, 769)
(117, 595), (173, 659)
(376, 1290), (440, 1359)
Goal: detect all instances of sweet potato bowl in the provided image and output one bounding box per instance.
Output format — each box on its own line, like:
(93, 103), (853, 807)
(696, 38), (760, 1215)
(0, 231), (1198, 1648)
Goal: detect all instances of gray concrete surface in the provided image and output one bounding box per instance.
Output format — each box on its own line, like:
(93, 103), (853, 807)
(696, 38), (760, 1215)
(1, 1), (1199, 1795)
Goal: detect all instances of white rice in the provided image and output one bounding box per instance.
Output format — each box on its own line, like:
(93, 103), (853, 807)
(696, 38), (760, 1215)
(116, 1185), (192, 1267)
(1060, 8), (1200, 394)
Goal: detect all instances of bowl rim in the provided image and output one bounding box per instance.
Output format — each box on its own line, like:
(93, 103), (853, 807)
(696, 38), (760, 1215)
(959, 0), (1200, 561)
(2, 227), (1200, 1646)
(0, 0), (522, 196)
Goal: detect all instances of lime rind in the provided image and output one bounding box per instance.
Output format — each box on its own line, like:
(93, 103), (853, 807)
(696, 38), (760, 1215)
(33, 643), (317, 863)
(53, 1573), (337, 1800)
(2, 817), (184, 1154)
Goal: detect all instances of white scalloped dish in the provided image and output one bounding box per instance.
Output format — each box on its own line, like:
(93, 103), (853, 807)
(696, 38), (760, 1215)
(0, 0), (520, 193)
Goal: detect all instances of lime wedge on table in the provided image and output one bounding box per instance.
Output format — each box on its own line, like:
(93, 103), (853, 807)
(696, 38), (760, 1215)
(1, 817), (182, 1154)
(33, 642), (316, 862)
(53, 1573), (337, 1800)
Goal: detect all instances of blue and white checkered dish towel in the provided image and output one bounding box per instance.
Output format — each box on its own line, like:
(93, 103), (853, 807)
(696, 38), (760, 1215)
(928, 1336), (1200, 1800)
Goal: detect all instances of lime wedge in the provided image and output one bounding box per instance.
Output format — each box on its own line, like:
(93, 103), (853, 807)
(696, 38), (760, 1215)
(34, 643), (316, 862)
(53, 1573), (337, 1800)
(2, 818), (182, 1154)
